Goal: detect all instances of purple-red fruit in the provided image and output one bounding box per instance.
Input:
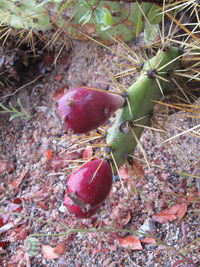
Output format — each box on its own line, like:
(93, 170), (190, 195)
(56, 87), (124, 133)
(64, 159), (113, 218)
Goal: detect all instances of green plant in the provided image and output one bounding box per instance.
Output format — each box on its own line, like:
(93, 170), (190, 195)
(0, 0), (161, 44)
(53, 0), (200, 217)
(0, 98), (32, 121)
(106, 47), (181, 168)
(24, 237), (41, 257)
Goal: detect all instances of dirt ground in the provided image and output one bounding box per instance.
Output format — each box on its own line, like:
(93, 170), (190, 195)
(0, 39), (199, 267)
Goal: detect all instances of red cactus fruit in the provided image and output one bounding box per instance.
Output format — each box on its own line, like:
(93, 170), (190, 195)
(56, 87), (124, 133)
(64, 159), (113, 218)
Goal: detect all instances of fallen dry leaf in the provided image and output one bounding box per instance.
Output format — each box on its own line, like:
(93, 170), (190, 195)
(119, 164), (130, 180)
(37, 201), (49, 210)
(12, 198), (23, 205)
(164, 204), (180, 214)
(0, 199), (22, 227)
(0, 160), (8, 173)
(0, 214), (9, 227)
(52, 85), (68, 101)
(153, 213), (176, 224)
(152, 203), (188, 224)
(0, 159), (14, 174)
(12, 169), (29, 189)
(0, 198), (23, 228)
(13, 224), (30, 240)
(118, 236), (143, 250)
(8, 198), (23, 212)
(45, 150), (53, 160)
(120, 211), (131, 226)
(177, 203), (188, 220)
(0, 240), (9, 248)
(56, 74), (63, 82)
(82, 147), (93, 159)
(119, 161), (144, 181)
(54, 243), (66, 255)
(32, 188), (50, 203)
(42, 245), (60, 260)
(43, 53), (55, 65)
(141, 237), (156, 244)
(132, 160), (144, 179)
(47, 152), (80, 169)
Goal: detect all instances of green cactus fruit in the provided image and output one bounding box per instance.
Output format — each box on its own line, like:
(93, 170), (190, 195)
(0, 0), (160, 44)
(106, 47), (181, 169)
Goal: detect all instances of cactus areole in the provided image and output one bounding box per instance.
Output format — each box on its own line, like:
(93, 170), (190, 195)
(56, 87), (125, 134)
(64, 159), (113, 218)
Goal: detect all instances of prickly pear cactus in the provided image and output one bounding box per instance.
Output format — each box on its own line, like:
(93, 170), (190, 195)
(106, 47), (181, 168)
(61, 1), (154, 44)
(0, 0), (52, 30)
(0, 0), (159, 44)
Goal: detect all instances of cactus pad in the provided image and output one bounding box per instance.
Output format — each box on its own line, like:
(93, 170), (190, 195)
(106, 47), (181, 168)
(0, 0), (159, 44)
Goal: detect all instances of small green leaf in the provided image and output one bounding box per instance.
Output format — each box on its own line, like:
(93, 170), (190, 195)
(8, 102), (17, 112)
(102, 7), (113, 26)
(95, 8), (106, 25)
(94, 7), (113, 30)
(144, 23), (159, 43)
(100, 25), (111, 31)
(37, 0), (62, 7)
(87, 0), (98, 5)
(58, 0), (73, 14)
(147, 5), (162, 24)
(79, 10), (92, 25)
(17, 98), (25, 111)
(78, 0), (89, 8)
(136, 7), (143, 37)
(9, 113), (21, 121)
(0, 103), (9, 112)
(0, 99), (31, 121)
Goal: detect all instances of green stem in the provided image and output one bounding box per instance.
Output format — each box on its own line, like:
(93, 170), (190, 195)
(106, 47), (181, 169)
(28, 226), (190, 260)
(0, 209), (69, 230)
(29, 227), (140, 237)
(1, 209), (192, 261)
